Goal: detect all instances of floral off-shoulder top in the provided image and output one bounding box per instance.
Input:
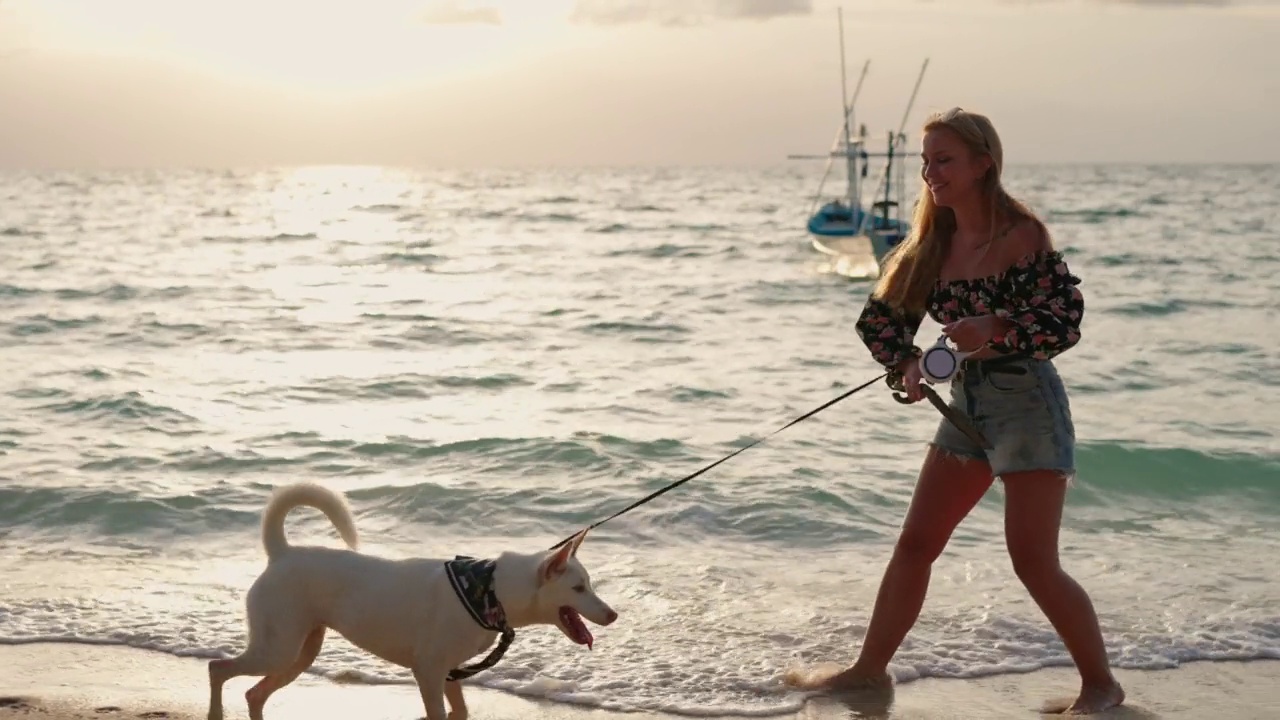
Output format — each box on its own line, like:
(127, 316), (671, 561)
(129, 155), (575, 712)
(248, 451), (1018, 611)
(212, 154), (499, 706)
(854, 250), (1084, 369)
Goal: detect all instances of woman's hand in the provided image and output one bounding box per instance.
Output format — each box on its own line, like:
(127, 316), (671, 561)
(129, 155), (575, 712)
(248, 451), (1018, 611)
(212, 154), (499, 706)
(941, 314), (1011, 353)
(894, 356), (926, 403)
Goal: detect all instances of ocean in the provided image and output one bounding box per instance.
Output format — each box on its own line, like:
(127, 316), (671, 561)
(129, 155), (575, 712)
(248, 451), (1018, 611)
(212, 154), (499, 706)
(0, 163), (1276, 717)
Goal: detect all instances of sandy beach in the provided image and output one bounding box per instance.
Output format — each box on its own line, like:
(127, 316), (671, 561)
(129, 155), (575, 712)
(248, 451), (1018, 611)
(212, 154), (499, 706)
(1, 643), (1276, 720)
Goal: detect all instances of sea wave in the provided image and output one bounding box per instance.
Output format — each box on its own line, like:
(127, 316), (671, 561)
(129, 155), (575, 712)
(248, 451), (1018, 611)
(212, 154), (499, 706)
(2, 440), (1273, 544)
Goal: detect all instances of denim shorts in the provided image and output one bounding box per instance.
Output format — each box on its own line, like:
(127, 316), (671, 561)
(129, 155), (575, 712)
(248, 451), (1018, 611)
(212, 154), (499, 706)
(930, 357), (1075, 478)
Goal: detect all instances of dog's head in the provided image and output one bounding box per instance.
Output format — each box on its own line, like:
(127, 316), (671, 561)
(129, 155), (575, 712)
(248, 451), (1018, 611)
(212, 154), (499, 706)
(533, 528), (617, 649)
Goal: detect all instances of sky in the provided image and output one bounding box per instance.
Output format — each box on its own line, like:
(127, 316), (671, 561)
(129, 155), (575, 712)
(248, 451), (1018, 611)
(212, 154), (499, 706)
(0, 0), (1277, 169)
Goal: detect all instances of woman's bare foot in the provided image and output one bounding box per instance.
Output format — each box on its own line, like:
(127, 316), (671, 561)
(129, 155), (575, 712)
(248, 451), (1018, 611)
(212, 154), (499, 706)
(822, 667), (894, 692)
(1042, 681), (1125, 715)
(783, 664), (893, 693)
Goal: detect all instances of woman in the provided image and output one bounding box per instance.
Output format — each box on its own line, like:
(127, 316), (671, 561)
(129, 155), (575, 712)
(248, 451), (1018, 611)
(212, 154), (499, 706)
(801, 108), (1124, 714)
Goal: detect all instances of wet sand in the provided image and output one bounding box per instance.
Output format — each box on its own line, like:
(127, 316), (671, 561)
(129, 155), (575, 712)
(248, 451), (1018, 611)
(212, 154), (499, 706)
(1, 643), (1277, 719)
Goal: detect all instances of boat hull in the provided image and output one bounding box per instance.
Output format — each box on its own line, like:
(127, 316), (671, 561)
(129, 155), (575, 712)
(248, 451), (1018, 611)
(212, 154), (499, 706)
(807, 201), (910, 261)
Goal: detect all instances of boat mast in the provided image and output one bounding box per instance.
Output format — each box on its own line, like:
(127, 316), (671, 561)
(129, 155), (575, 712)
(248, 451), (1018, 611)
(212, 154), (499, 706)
(836, 9), (869, 214)
(837, 8), (853, 209)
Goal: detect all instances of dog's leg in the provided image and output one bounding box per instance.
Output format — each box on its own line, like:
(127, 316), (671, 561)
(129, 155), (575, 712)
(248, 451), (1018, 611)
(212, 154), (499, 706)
(444, 680), (468, 720)
(244, 626), (326, 720)
(208, 658), (234, 720)
(207, 619), (311, 720)
(411, 665), (450, 720)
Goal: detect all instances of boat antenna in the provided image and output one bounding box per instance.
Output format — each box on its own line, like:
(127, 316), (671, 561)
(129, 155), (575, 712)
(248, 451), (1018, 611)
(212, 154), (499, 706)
(856, 58), (930, 236)
(895, 58), (930, 140)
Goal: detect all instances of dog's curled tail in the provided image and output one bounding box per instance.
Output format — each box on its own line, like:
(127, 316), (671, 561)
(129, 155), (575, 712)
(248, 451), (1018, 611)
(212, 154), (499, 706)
(261, 482), (360, 561)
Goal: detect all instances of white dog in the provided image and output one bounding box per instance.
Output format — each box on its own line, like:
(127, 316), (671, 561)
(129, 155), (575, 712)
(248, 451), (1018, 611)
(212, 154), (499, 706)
(207, 482), (617, 720)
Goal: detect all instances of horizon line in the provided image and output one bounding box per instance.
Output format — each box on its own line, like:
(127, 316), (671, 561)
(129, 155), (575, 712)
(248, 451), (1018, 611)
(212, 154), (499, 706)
(1, 159), (1277, 174)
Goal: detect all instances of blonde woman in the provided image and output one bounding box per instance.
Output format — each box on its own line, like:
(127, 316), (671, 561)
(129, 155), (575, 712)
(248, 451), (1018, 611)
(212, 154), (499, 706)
(811, 108), (1124, 714)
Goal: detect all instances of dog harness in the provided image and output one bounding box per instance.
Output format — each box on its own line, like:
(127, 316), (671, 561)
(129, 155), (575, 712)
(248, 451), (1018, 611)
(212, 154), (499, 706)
(444, 555), (509, 632)
(443, 555), (516, 681)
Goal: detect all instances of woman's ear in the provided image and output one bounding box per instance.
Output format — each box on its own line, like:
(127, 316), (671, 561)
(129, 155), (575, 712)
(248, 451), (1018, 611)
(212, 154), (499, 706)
(975, 152), (994, 180)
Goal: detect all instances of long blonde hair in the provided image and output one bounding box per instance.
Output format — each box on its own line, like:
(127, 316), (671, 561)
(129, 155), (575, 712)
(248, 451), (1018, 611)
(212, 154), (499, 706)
(872, 107), (1039, 315)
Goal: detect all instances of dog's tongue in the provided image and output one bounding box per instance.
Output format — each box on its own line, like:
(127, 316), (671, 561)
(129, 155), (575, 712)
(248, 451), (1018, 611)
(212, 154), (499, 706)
(559, 607), (594, 650)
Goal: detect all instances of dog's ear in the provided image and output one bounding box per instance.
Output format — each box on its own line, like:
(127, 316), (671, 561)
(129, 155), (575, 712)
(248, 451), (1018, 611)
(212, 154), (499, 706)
(539, 540), (575, 584)
(568, 527), (589, 557)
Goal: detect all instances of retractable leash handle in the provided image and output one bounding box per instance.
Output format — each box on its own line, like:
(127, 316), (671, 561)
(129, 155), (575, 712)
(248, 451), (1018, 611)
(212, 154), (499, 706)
(918, 333), (974, 384)
(888, 336), (992, 450)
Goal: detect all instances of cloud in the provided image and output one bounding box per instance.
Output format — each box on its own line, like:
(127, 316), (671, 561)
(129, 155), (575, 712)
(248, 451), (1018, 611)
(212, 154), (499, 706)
(570, 0), (813, 27)
(421, 1), (502, 25)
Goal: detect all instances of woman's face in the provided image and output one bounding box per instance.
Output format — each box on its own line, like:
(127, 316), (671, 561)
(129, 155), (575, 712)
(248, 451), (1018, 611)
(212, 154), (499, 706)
(920, 126), (991, 208)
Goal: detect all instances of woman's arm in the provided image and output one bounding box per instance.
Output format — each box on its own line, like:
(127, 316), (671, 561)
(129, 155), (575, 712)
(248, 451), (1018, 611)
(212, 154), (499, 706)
(855, 297), (926, 369)
(986, 250), (1084, 360)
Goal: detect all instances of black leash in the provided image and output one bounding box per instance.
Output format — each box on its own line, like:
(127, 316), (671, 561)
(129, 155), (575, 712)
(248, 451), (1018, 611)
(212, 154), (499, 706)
(447, 628), (514, 681)
(550, 371), (888, 549)
(450, 367), (989, 681)
(446, 371), (888, 682)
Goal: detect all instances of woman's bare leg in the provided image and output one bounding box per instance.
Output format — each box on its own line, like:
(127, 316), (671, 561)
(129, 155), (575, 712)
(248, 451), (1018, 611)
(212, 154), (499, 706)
(1002, 471), (1124, 714)
(814, 445), (996, 690)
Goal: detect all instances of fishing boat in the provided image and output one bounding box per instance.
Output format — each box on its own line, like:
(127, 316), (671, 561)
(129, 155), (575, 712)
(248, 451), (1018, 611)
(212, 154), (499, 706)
(789, 9), (930, 278)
